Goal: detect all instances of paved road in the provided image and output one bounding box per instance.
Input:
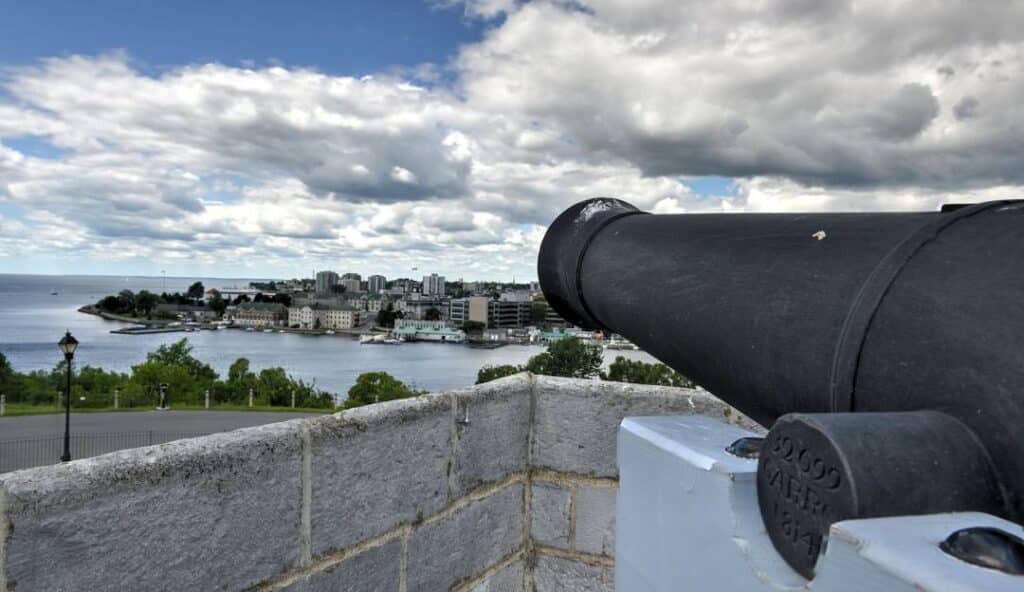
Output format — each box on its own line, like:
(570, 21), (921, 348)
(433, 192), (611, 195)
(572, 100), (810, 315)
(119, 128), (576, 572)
(0, 410), (324, 473)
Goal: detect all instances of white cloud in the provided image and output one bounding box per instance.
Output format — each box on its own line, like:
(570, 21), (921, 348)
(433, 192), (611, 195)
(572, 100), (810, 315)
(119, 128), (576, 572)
(2, 1), (1023, 278)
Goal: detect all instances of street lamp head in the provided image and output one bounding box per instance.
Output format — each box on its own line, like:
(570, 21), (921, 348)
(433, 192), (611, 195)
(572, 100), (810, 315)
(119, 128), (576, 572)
(58, 330), (79, 358)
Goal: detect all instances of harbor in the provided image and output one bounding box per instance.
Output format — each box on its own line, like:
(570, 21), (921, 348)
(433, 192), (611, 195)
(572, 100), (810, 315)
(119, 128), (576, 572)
(2, 275), (655, 396)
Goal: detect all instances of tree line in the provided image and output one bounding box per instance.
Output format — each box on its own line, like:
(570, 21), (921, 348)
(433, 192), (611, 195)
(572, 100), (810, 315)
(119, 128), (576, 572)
(475, 337), (695, 387)
(0, 337), (695, 414)
(94, 281), (292, 321)
(0, 339), (333, 409)
(95, 281), (213, 318)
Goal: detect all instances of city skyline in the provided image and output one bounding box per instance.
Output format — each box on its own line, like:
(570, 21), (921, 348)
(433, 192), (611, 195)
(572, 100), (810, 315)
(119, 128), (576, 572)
(2, 1), (1023, 278)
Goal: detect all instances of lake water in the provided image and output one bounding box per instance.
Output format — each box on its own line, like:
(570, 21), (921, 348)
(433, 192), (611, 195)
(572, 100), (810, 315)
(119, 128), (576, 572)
(0, 274), (654, 396)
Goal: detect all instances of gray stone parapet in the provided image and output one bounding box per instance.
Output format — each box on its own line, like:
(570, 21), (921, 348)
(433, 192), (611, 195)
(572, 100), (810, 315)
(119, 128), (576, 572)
(0, 373), (745, 591)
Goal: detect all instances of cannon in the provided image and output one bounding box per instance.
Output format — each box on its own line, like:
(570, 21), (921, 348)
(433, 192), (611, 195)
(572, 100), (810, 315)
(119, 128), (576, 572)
(538, 198), (1024, 578)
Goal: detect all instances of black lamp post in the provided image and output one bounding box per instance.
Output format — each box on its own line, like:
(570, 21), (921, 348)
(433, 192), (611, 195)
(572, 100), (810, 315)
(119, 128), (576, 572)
(58, 330), (78, 462)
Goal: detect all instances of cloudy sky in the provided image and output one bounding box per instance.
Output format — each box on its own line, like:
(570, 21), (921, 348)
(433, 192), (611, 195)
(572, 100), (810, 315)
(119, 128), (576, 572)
(1, 0), (1021, 280)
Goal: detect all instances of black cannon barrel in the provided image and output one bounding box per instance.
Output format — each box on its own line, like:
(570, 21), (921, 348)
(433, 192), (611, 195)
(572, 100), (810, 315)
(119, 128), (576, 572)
(538, 197), (1024, 577)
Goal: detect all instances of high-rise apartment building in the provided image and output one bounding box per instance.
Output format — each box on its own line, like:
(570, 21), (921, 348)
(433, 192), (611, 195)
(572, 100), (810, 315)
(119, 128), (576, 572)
(368, 275), (386, 294)
(315, 271), (339, 295)
(422, 273), (446, 296)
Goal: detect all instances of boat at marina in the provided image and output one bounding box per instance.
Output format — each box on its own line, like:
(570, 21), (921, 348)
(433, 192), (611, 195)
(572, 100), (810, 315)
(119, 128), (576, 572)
(360, 334), (403, 345)
(605, 340), (638, 350)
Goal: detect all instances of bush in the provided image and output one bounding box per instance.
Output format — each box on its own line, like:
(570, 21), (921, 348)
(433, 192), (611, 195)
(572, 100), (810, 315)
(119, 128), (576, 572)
(525, 337), (603, 379)
(344, 371), (421, 409)
(602, 356), (694, 388)
(1, 339), (335, 409)
(476, 364), (524, 384)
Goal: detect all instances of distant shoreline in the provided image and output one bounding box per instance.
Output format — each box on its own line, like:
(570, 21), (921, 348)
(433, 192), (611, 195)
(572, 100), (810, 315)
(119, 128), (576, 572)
(78, 303), (376, 337)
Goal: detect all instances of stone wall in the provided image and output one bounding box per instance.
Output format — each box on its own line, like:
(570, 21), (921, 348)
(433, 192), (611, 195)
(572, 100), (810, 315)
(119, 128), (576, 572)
(0, 374), (751, 591)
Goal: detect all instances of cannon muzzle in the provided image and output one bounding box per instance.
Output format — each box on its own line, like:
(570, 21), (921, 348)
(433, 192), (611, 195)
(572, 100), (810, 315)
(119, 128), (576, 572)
(538, 198), (1024, 578)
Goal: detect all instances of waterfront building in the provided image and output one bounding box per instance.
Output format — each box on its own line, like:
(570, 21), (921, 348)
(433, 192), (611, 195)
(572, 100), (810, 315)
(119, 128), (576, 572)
(368, 274), (386, 294)
(448, 296), (537, 328)
(450, 296), (489, 326)
(422, 273), (445, 296)
(320, 305), (360, 329)
(395, 318), (454, 329)
(488, 299), (531, 328)
(231, 302), (288, 328)
(482, 328), (508, 342)
(392, 323), (466, 343)
(154, 303), (218, 321)
(288, 303), (361, 330)
(315, 271), (339, 295)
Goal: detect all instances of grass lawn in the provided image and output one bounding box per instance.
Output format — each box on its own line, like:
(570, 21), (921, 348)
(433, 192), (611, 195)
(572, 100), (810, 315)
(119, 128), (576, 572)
(1, 403), (334, 417)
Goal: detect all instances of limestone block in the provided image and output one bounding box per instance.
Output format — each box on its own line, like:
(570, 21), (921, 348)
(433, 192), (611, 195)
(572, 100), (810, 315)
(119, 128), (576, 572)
(451, 375), (531, 496)
(1, 422), (306, 591)
(406, 483), (524, 592)
(280, 538), (401, 592)
(530, 481), (572, 549)
(533, 554), (613, 592)
(533, 376), (729, 477)
(465, 559), (525, 592)
(574, 485), (616, 556)
(310, 395), (452, 554)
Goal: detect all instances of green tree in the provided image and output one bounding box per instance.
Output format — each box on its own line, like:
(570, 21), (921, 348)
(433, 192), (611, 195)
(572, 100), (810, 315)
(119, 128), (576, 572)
(136, 290), (159, 317)
(217, 357), (256, 403)
(424, 307), (442, 321)
(118, 289), (136, 312)
(257, 367), (294, 406)
(74, 366), (131, 408)
(130, 359), (199, 405)
(525, 337), (603, 379)
(208, 292), (228, 318)
(602, 356), (694, 388)
(0, 351), (14, 396)
(96, 292), (128, 313)
(529, 302), (548, 325)
(476, 364), (524, 384)
(376, 302), (398, 328)
(187, 281), (205, 300)
(146, 339), (217, 383)
(344, 371), (418, 408)
(228, 357), (252, 382)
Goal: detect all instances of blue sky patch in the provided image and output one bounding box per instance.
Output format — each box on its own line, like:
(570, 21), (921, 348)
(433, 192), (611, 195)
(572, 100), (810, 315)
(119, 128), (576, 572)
(0, 0), (485, 77)
(3, 136), (68, 159)
(682, 176), (738, 197)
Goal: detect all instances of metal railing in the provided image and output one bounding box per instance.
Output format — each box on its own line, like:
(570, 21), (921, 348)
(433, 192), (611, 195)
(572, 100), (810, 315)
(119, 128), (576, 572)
(0, 431), (207, 473)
